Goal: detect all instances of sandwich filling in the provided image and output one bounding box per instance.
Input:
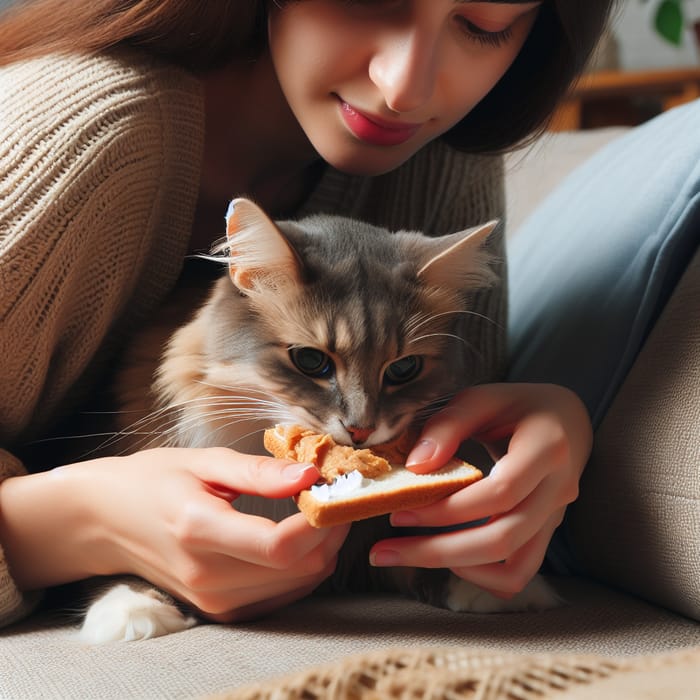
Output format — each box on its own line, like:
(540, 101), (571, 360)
(264, 423), (411, 481)
(310, 470), (366, 502)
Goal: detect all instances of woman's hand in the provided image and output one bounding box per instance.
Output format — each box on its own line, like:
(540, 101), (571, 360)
(0, 448), (348, 622)
(369, 383), (592, 598)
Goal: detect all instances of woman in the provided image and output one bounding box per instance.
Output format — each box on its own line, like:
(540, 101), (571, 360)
(0, 0), (614, 628)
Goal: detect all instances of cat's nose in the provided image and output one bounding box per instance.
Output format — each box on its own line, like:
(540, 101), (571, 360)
(346, 425), (375, 445)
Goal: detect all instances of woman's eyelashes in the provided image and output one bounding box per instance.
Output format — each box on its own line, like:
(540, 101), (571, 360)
(335, 0), (521, 50)
(455, 17), (514, 48)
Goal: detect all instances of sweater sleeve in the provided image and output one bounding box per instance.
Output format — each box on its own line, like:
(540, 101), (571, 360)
(0, 451), (43, 626)
(0, 50), (204, 626)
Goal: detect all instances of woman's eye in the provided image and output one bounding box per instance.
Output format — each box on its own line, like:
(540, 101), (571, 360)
(384, 356), (423, 385)
(455, 17), (514, 48)
(289, 347), (334, 379)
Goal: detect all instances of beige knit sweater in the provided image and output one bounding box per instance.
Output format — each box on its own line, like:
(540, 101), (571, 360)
(0, 49), (505, 626)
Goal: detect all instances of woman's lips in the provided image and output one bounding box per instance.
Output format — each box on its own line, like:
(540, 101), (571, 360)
(338, 100), (421, 147)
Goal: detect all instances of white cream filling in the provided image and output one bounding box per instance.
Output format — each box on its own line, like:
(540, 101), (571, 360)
(308, 460), (477, 503)
(310, 470), (366, 502)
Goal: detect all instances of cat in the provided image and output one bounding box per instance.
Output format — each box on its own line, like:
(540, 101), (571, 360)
(78, 198), (560, 643)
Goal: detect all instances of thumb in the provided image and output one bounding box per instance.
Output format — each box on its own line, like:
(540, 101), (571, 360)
(405, 385), (505, 474)
(190, 448), (320, 499)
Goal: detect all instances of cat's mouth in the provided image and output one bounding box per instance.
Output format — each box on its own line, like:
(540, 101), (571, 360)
(328, 418), (414, 452)
(283, 406), (416, 452)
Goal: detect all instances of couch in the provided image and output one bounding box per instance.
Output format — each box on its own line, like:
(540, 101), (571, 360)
(1, 120), (698, 700)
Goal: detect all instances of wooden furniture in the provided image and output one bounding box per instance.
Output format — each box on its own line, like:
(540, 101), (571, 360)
(551, 66), (700, 131)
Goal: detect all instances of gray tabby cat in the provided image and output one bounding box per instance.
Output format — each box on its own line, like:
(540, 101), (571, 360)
(80, 198), (558, 643)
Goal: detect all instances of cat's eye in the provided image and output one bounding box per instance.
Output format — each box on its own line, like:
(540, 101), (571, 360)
(384, 355), (423, 385)
(289, 347), (334, 379)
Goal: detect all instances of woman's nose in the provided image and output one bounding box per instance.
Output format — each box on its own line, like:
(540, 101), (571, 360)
(368, 27), (438, 115)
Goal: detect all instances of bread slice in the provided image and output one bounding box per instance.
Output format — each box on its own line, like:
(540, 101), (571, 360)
(263, 424), (483, 528)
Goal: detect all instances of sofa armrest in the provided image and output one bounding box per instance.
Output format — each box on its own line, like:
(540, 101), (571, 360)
(570, 247), (700, 621)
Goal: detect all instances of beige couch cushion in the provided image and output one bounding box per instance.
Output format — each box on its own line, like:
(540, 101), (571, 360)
(570, 248), (700, 620)
(2, 578), (700, 698)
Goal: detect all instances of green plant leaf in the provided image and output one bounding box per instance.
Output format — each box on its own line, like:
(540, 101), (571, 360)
(654, 0), (684, 45)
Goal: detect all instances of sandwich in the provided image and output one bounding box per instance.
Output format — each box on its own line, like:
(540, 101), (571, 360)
(263, 424), (483, 528)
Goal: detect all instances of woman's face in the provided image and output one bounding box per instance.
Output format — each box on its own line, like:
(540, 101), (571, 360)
(268, 0), (541, 176)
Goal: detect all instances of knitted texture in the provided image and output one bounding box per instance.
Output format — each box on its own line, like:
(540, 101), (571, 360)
(216, 645), (700, 700)
(0, 450), (35, 625)
(0, 49), (205, 626)
(0, 49), (505, 628)
(0, 49), (204, 441)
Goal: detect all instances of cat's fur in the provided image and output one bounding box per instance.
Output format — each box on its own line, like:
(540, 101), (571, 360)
(80, 198), (560, 642)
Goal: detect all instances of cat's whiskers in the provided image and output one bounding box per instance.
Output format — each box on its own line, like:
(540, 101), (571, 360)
(413, 395), (456, 422)
(194, 380), (280, 399)
(406, 308), (500, 336)
(84, 391), (288, 455)
(405, 309), (492, 367)
(407, 331), (470, 347)
(141, 391), (293, 450)
(162, 410), (285, 450)
(195, 419), (273, 450)
(84, 396), (239, 453)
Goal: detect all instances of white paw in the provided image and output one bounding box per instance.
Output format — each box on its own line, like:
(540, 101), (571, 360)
(446, 573), (562, 613)
(79, 584), (196, 643)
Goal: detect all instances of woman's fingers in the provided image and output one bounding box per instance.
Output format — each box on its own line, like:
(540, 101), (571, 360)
(150, 510), (347, 614)
(450, 510), (564, 597)
(392, 383), (590, 603)
(154, 446), (349, 569)
(372, 474), (567, 573)
(405, 384), (521, 474)
(184, 546), (340, 618)
(186, 447), (321, 499)
(391, 454), (539, 529)
(394, 409), (573, 529)
(406, 383), (591, 476)
(175, 486), (350, 569)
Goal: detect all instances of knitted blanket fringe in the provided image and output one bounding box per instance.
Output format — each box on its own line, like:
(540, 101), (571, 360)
(212, 644), (700, 700)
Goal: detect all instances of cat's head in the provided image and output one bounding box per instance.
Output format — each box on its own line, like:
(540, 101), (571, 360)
(205, 198), (498, 448)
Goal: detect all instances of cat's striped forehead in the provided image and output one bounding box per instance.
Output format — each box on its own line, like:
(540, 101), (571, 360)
(274, 288), (402, 359)
(267, 279), (460, 365)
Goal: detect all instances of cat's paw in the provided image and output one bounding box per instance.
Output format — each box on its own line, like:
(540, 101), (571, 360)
(79, 584), (197, 643)
(446, 573), (562, 613)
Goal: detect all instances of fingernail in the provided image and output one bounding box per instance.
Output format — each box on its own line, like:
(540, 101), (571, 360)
(370, 549), (401, 567)
(390, 511), (419, 527)
(405, 438), (437, 467)
(283, 463), (318, 482)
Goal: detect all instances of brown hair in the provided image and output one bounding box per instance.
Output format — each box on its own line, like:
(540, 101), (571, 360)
(0, 0), (266, 68)
(0, 0), (618, 153)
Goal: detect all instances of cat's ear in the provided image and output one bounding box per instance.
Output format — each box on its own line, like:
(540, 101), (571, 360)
(417, 220), (499, 290)
(224, 198), (303, 293)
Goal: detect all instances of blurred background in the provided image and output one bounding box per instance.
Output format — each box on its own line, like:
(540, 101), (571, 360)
(603, 0), (700, 69)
